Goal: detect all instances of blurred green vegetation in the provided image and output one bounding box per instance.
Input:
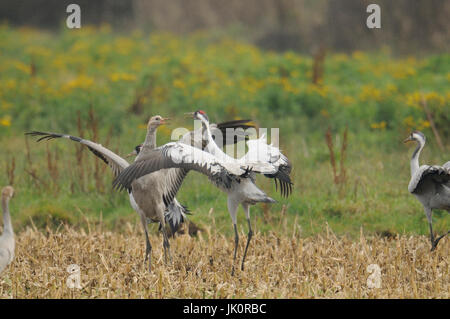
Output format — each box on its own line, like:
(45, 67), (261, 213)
(0, 26), (448, 239)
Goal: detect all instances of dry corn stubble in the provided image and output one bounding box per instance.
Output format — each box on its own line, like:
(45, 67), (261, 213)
(0, 224), (448, 299)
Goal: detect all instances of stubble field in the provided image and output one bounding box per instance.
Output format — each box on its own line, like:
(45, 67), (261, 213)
(1, 222), (448, 299)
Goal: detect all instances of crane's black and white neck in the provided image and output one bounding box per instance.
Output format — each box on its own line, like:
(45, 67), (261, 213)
(405, 131), (426, 177)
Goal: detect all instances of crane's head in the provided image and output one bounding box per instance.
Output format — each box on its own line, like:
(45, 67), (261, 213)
(403, 131), (426, 145)
(148, 115), (170, 129)
(126, 144), (142, 158)
(1, 186), (14, 200)
(185, 110), (210, 125)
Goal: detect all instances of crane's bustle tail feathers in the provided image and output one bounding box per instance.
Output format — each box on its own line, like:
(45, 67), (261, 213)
(164, 200), (190, 235)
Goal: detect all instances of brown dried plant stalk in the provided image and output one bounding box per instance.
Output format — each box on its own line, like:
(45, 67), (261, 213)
(325, 127), (348, 191)
(6, 156), (15, 185)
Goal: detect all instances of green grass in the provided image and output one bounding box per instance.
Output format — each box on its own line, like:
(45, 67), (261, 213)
(0, 25), (448, 239)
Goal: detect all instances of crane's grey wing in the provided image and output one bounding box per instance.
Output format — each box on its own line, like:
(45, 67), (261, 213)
(26, 131), (129, 178)
(243, 135), (293, 197)
(161, 168), (189, 208)
(409, 164), (450, 193)
(113, 142), (241, 192)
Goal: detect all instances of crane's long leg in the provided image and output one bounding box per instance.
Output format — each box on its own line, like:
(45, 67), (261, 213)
(231, 223), (239, 276)
(426, 209), (437, 251)
(140, 215), (152, 272)
(425, 208), (448, 251)
(241, 203), (253, 271)
(227, 198), (240, 276)
(160, 222), (172, 264)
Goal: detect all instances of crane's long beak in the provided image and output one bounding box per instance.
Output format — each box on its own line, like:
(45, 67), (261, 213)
(403, 136), (413, 143)
(160, 117), (170, 125)
(184, 112), (194, 118)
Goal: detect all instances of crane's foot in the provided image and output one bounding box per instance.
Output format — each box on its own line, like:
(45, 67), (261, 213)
(430, 231), (450, 251)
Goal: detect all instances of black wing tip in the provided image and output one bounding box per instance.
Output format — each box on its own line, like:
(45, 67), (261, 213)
(265, 170), (293, 198)
(182, 205), (192, 215)
(217, 119), (255, 129)
(25, 131), (66, 142)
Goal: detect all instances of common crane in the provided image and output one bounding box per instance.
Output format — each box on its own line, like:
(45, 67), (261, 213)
(404, 131), (450, 251)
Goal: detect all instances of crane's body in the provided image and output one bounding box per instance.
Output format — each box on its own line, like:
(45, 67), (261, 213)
(404, 131), (450, 250)
(0, 186), (15, 275)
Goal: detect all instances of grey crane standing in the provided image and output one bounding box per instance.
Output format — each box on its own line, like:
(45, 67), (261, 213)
(113, 110), (292, 274)
(404, 131), (450, 251)
(0, 186), (15, 275)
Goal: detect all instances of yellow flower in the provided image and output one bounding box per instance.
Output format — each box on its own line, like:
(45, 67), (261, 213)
(306, 84), (329, 98)
(360, 85), (382, 102)
(62, 74), (95, 92)
(403, 116), (416, 129)
(109, 73), (136, 82)
(173, 79), (186, 89)
(0, 115), (11, 127)
(370, 121), (387, 130)
(114, 37), (135, 55)
(26, 46), (52, 57)
(419, 120), (430, 129)
(13, 61), (31, 75)
(339, 95), (355, 106)
(352, 51), (366, 61)
(5, 79), (17, 90)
